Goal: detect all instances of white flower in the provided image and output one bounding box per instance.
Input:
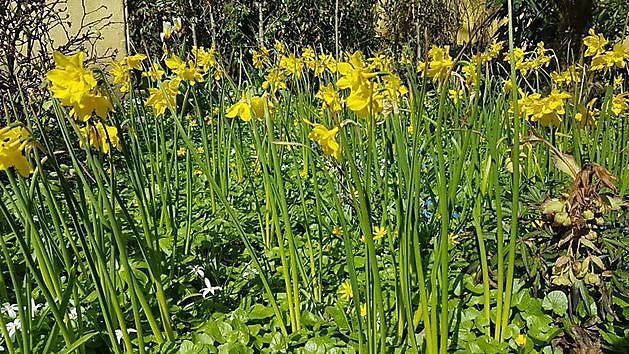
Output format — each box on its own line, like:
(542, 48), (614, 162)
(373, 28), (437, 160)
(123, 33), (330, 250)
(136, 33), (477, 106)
(161, 21), (173, 41)
(173, 17), (183, 33)
(1, 303), (18, 319)
(7, 318), (21, 341)
(200, 278), (222, 298)
(190, 265), (205, 278)
(115, 328), (137, 344)
(29, 299), (41, 318)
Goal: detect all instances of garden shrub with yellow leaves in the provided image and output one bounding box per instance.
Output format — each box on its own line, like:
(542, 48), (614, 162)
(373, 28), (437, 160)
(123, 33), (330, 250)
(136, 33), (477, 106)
(0, 19), (627, 354)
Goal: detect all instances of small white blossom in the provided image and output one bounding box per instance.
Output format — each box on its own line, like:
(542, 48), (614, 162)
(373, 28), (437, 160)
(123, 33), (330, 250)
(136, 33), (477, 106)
(7, 318), (21, 341)
(190, 265), (205, 278)
(1, 303), (18, 319)
(115, 328), (137, 344)
(29, 299), (41, 318)
(200, 278), (222, 298)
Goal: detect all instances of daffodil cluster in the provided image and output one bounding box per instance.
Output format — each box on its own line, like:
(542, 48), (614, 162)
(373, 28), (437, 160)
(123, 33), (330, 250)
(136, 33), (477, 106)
(518, 89), (571, 126)
(550, 64), (583, 87)
(584, 29), (629, 71)
(225, 94), (274, 122)
(417, 45), (455, 85)
(504, 41), (552, 76)
(46, 52), (121, 154)
(46, 52), (112, 122)
(109, 54), (147, 93)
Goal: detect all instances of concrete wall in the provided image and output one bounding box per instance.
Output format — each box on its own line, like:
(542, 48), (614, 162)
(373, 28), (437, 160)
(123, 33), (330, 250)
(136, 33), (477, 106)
(48, 0), (128, 60)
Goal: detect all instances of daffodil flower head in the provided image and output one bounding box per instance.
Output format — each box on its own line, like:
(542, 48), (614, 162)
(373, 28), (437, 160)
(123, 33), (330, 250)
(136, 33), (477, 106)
(78, 121), (121, 154)
(583, 28), (607, 57)
(123, 53), (147, 70)
(611, 92), (629, 116)
(0, 126), (33, 177)
(315, 83), (342, 113)
(145, 78), (181, 117)
(109, 59), (131, 93)
(345, 83), (384, 118)
(192, 46), (217, 72)
(337, 51), (376, 91)
(142, 62), (165, 81)
(225, 93), (274, 122)
(426, 45), (454, 84)
(47, 51), (98, 106)
(305, 119), (341, 160)
(575, 98), (599, 127)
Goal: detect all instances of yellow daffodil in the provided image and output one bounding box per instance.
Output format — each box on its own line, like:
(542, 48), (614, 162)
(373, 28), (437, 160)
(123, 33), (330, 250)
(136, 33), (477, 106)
(145, 78), (181, 116)
(142, 63), (165, 81)
(274, 41), (286, 54)
(583, 28), (607, 57)
(123, 53), (147, 70)
(448, 89), (465, 104)
(590, 42), (627, 72)
(346, 83), (383, 118)
(315, 83), (342, 113)
(78, 121), (121, 154)
(251, 48), (271, 70)
(575, 98), (598, 127)
(307, 121), (341, 160)
(426, 45), (454, 84)
(0, 126), (33, 177)
(279, 54), (304, 79)
(192, 46), (217, 72)
(69, 92), (113, 122)
(262, 68), (287, 94)
(47, 52), (96, 104)
(382, 74), (408, 99)
(109, 59), (131, 93)
(165, 55), (204, 85)
(481, 40), (504, 62)
(337, 51), (376, 91)
(611, 92), (629, 116)
(225, 94), (274, 122)
(550, 64), (582, 87)
(519, 89), (571, 126)
(301, 46), (316, 70)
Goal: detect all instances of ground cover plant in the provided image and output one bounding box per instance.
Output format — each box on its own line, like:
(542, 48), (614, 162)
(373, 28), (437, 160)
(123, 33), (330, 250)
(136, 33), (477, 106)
(0, 5), (628, 354)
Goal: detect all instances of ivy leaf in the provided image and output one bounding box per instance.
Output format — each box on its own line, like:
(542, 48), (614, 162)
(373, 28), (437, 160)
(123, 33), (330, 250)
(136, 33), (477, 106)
(542, 290), (568, 316)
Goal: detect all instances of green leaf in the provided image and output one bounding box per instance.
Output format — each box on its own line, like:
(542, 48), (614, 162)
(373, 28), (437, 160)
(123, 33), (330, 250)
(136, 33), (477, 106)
(249, 303), (274, 320)
(325, 306), (350, 331)
(303, 336), (337, 354)
(218, 342), (253, 354)
(205, 320), (233, 344)
(542, 290), (568, 316)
